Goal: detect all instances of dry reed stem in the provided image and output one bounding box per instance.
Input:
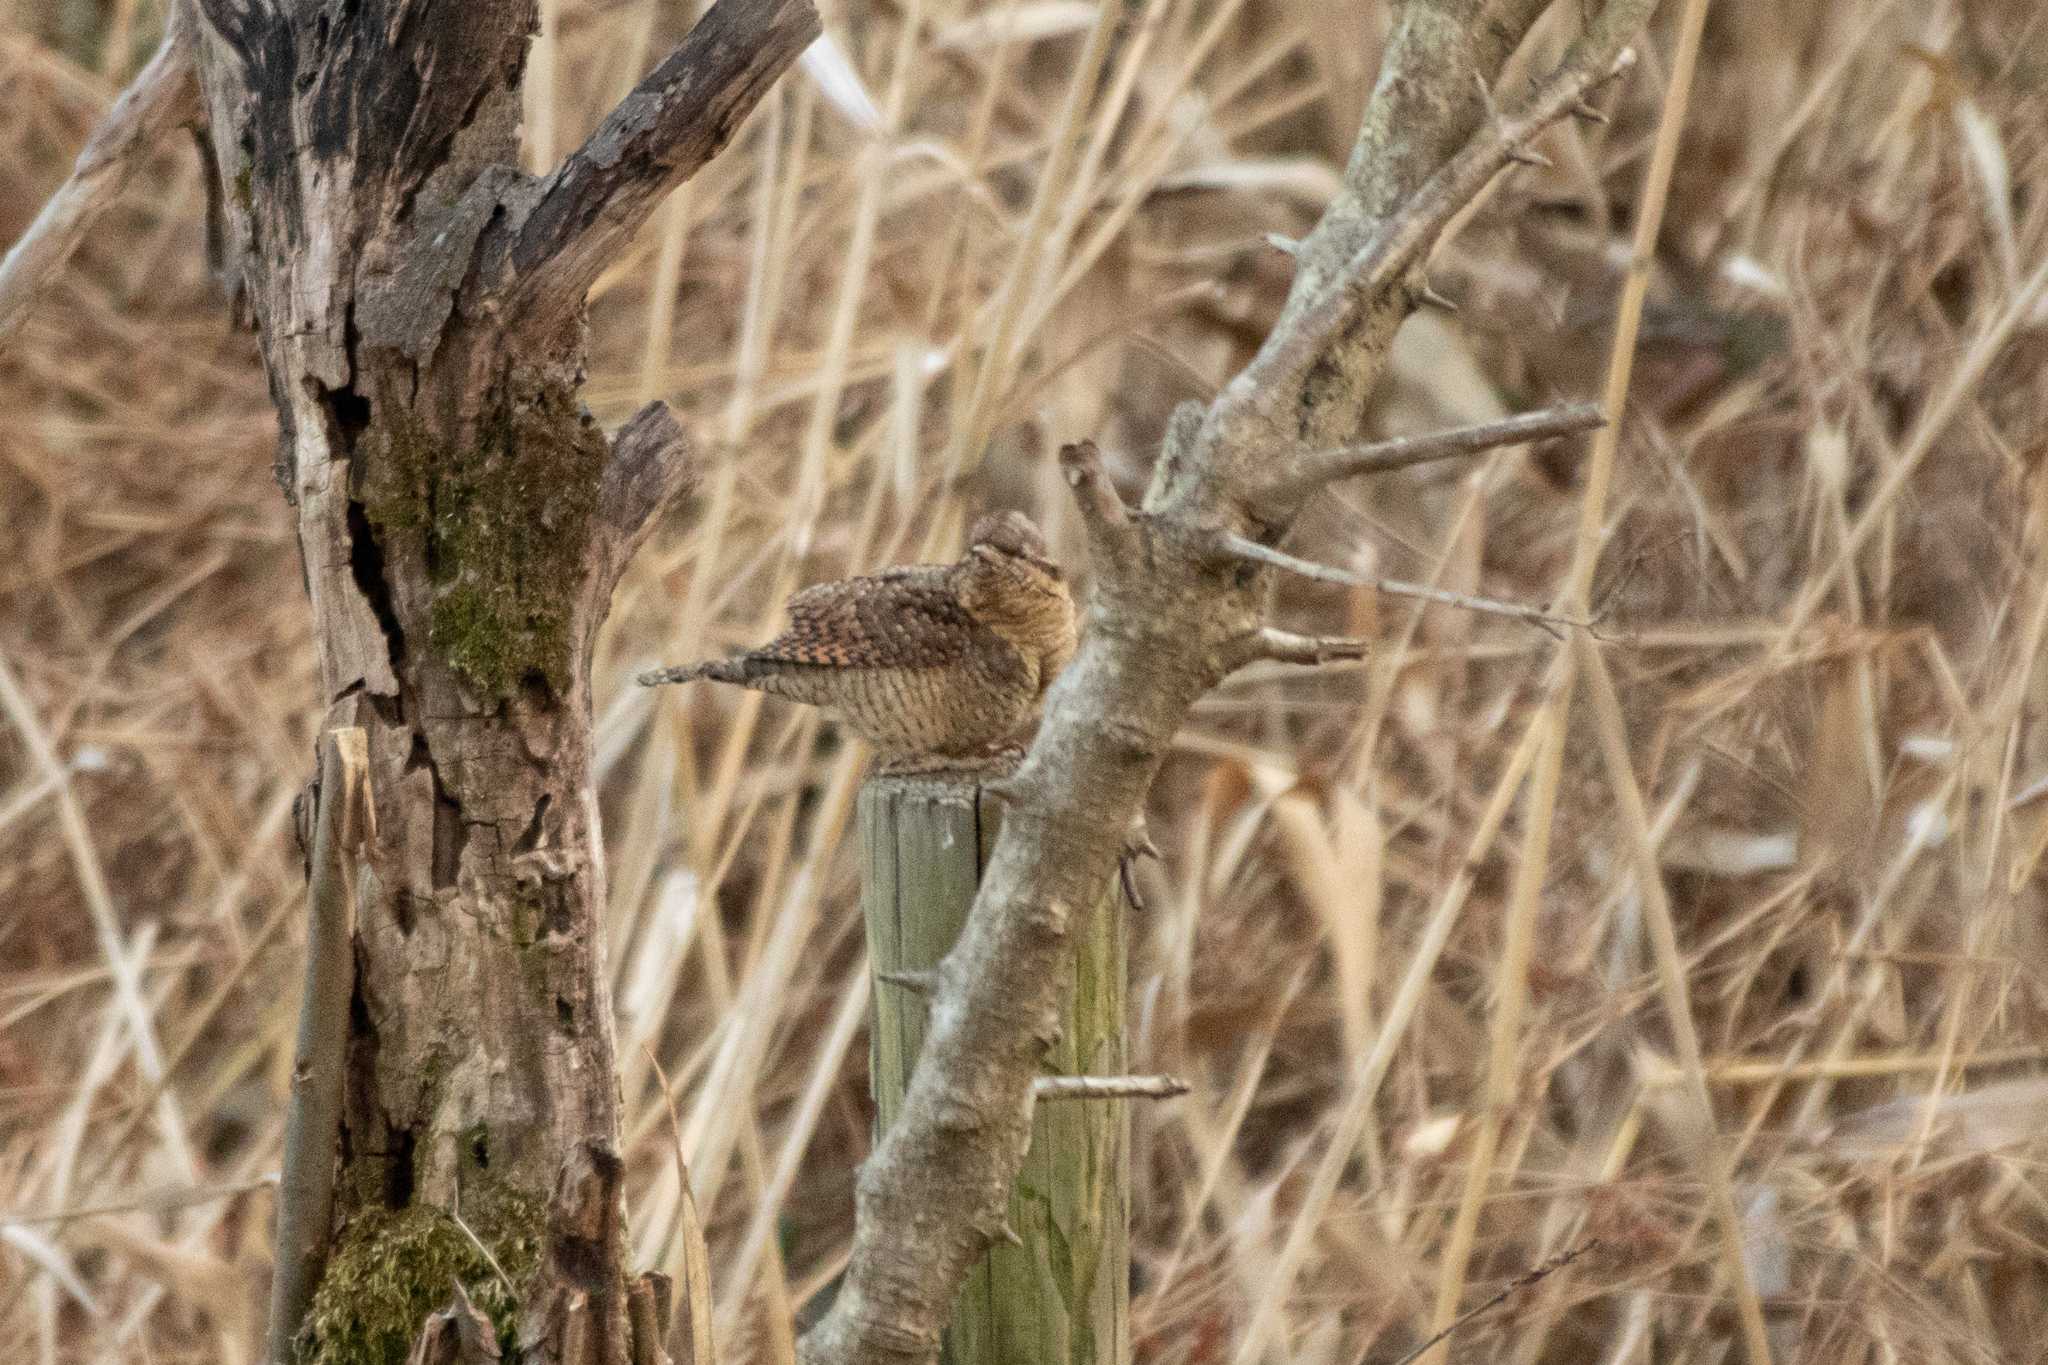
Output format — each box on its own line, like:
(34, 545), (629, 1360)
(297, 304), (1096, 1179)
(1234, 693), (1550, 1364)
(1576, 630), (1771, 1361)
(1425, 3), (1774, 1362)
(0, 648), (196, 1184)
(1424, 663), (1573, 1365)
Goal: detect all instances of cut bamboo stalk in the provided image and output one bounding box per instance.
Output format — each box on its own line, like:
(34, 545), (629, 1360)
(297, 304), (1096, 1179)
(859, 773), (1129, 1365)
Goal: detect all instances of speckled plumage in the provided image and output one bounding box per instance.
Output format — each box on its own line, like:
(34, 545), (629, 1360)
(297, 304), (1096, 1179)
(640, 512), (1077, 765)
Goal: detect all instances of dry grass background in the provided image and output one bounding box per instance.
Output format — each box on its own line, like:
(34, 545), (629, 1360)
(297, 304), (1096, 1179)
(5, 0), (2048, 1361)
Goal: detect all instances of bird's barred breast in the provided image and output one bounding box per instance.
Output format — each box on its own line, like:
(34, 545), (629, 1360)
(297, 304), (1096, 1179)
(835, 656), (1037, 756)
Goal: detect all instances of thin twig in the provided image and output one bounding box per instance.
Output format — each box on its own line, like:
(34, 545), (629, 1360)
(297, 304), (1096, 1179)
(266, 728), (369, 1365)
(1213, 532), (1588, 634)
(1, 1175), (279, 1230)
(0, 3), (197, 355)
(1386, 1241), (1600, 1365)
(0, 648), (197, 1179)
(1266, 403), (1606, 501)
(1579, 632), (1775, 1362)
(876, 967), (940, 995)
(1032, 1075), (1191, 1102)
(448, 1196), (518, 1303)
(1223, 628), (1372, 673)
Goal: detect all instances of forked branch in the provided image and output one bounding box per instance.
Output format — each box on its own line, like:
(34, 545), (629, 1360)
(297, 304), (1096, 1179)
(799, 5), (1658, 1363)
(1213, 45), (1638, 448)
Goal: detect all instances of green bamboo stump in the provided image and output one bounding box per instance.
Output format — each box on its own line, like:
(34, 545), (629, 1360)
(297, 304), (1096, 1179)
(859, 774), (1130, 1365)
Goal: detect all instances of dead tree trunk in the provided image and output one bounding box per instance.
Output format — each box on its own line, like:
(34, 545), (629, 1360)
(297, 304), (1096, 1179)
(184, 1), (817, 1360)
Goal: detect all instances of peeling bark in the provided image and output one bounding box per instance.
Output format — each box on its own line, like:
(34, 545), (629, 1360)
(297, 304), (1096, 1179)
(176, 1), (815, 1360)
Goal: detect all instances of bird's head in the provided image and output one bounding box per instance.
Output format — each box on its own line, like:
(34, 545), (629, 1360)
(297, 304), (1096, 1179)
(958, 511), (1074, 667)
(965, 510), (1062, 581)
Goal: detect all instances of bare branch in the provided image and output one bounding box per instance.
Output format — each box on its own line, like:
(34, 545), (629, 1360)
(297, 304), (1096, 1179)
(1223, 629), (1372, 674)
(1265, 402), (1606, 501)
(0, 4), (197, 355)
(1032, 1075), (1191, 1102)
(493, 0), (820, 325)
(1215, 45), (1638, 447)
(1338, 0), (1489, 229)
(267, 727), (368, 1365)
(1213, 532), (1589, 633)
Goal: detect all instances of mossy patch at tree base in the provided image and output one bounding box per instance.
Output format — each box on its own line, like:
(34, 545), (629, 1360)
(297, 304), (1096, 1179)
(297, 1193), (543, 1365)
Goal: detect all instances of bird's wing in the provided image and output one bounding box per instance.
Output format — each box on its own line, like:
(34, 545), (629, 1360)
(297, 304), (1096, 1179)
(749, 567), (977, 669)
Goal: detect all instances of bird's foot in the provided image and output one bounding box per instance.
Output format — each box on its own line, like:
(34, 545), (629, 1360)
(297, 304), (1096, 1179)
(1118, 815), (1161, 912)
(876, 744), (1025, 779)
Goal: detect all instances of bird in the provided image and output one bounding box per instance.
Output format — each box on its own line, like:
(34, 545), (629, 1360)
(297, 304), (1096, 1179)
(639, 511), (1077, 773)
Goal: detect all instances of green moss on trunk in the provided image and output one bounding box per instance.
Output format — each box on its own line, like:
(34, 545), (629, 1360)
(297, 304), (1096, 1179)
(357, 372), (606, 699)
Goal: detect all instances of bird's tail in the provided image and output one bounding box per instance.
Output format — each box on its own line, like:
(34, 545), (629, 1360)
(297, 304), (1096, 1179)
(637, 658), (748, 688)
